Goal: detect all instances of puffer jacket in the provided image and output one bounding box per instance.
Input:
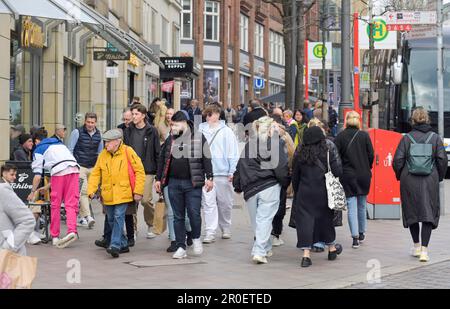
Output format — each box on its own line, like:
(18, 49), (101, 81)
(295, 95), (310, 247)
(233, 137), (291, 201)
(87, 143), (146, 206)
(156, 129), (213, 188)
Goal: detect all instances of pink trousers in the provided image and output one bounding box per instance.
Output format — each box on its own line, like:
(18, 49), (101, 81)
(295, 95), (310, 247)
(50, 173), (80, 237)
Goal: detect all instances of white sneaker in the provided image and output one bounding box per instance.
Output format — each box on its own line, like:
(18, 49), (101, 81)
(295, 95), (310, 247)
(411, 246), (421, 258)
(203, 235), (216, 244)
(27, 232), (42, 245)
(222, 230), (232, 239)
(56, 232), (78, 249)
(172, 247), (187, 259)
(419, 248), (430, 262)
(252, 255), (268, 264)
(77, 218), (88, 228)
(52, 237), (60, 246)
(192, 238), (203, 255)
(147, 227), (157, 239)
(86, 216), (95, 229)
(272, 235), (284, 247)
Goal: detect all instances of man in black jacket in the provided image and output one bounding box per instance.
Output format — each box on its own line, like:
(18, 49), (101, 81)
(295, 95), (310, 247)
(124, 104), (161, 243)
(154, 111), (213, 259)
(243, 100), (268, 127)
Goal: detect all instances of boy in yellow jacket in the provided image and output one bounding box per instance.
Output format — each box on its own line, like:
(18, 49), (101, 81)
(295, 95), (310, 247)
(88, 129), (145, 258)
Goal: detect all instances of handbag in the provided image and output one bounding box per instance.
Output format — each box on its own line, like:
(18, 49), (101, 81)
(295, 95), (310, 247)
(124, 146), (136, 194)
(317, 151), (347, 211)
(0, 249), (37, 289)
(152, 195), (167, 235)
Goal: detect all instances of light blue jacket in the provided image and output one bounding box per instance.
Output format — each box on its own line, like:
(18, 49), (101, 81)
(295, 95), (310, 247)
(198, 121), (239, 177)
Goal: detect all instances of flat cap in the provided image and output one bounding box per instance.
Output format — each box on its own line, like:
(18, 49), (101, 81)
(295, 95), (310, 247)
(102, 129), (123, 141)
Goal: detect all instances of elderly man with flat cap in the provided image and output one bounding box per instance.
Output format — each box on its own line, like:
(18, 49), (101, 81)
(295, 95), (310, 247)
(88, 129), (145, 258)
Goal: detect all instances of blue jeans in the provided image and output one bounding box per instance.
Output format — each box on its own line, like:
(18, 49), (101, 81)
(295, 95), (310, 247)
(168, 178), (202, 250)
(347, 195), (367, 238)
(104, 204), (128, 250)
(164, 186), (192, 242)
(246, 184), (281, 257)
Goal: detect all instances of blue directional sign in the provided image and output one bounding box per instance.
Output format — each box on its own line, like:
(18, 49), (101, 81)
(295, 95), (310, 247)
(254, 77), (265, 90)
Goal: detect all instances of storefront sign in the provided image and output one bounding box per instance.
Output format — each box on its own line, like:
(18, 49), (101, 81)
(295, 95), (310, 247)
(94, 51), (130, 61)
(128, 53), (140, 67)
(19, 16), (44, 55)
(160, 57), (195, 79)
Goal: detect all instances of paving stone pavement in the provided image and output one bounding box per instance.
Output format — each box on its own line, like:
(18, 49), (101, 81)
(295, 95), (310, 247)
(27, 182), (450, 289)
(346, 260), (450, 289)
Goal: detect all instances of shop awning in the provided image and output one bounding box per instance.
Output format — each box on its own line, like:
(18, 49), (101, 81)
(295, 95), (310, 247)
(52, 0), (163, 67)
(0, 0), (163, 67)
(0, 0), (81, 21)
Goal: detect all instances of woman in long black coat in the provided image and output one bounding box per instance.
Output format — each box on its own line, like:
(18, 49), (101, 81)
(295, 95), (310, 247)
(293, 126), (343, 268)
(334, 111), (374, 249)
(393, 108), (447, 262)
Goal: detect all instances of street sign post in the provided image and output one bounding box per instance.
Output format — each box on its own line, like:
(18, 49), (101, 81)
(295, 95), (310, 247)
(254, 77), (265, 90)
(386, 11), (437, 25)
(308, 42), (332, 69)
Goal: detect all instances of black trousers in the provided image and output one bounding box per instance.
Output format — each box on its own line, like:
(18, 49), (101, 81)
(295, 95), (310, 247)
(409, 222), (433, 247)
(271, 186), (288, 237)
(103, 214), (134, 241)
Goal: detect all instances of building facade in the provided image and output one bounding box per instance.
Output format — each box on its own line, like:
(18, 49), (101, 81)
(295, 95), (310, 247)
(1, 0), (181, 162)
(179, 0), (285, 108)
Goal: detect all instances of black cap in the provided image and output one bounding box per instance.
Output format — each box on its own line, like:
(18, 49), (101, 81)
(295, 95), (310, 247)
(303, 126), (325, 145)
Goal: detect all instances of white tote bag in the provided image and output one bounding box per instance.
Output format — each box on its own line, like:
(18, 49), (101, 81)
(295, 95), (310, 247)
(323, 151), (347, 211)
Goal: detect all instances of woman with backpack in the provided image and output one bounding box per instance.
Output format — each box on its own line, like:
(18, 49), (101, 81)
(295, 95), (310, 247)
(393, 108), (448, 262)
(334, 111), (374, 249)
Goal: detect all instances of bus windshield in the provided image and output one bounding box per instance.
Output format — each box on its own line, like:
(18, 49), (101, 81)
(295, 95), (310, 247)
(400, 48), (450, 112)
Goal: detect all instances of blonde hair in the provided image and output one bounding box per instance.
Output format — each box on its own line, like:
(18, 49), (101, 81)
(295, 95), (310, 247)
(308, 118), (327, 135)
(345, 111), (361, 129)
(411, 107), (430, 125)
(283, 110), (293, 118)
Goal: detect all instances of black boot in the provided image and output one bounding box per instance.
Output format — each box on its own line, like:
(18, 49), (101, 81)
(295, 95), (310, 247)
(166, 241), (177, 253)
(107, 247), (120, 258)
(301, 257), (312, 268)
(186, 232), (193, 247)
(95, 237), (108, 249)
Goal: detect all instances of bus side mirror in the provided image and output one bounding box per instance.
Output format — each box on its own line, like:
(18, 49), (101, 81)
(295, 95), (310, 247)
(392, 56), (403, 85)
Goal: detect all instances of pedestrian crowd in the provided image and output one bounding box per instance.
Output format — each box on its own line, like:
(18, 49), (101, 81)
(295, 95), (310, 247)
(2, 97), (447, 267)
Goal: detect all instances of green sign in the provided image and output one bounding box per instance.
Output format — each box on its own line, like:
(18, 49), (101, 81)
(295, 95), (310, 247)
(313, 44), (327, 59)
(366, 19), (389, 42)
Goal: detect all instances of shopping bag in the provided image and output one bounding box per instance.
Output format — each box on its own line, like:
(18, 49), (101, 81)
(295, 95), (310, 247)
(0, 249), (37, 289)
(153, 197), (167, 235)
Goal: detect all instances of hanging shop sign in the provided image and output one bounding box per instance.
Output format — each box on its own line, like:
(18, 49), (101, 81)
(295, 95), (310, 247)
(160, 57), (197, 79)
(161, 80), (175, 93)
(19, 16), (44, 56)
(94, 50), (130, 61)
(128, 53), (140, 67)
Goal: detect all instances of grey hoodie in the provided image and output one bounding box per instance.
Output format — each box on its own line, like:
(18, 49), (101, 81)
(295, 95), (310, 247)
(0, 182), (35, 256)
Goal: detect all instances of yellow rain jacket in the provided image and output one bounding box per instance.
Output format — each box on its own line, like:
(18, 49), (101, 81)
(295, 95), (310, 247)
(88, 143), (145, 206)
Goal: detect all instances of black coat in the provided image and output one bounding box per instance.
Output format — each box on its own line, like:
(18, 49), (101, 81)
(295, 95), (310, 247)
(243, 107), (268, 127)
(393, 124), (448, 229)
(334, 128), (374, 197)
(233, 138), (291, 201)
(292, 140), (343, 248)
(13, 146), (31, 161)
(123, 122), (161, 175)
(156, 130), (213, 189)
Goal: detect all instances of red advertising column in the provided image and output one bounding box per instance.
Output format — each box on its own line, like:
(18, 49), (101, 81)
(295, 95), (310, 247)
(305, 40), (309, 102)
(353, 12), (360, 115)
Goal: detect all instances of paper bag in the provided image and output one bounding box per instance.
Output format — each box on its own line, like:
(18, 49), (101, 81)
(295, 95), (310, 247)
(0, 249), (37, 289)
(153, 198), (167, 235)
